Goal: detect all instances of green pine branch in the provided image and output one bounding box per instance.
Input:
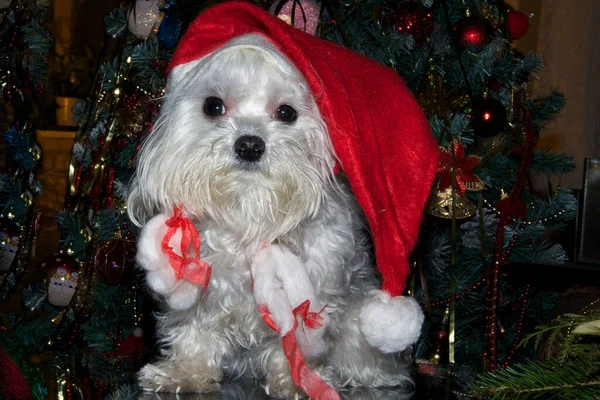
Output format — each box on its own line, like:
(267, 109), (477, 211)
(95, 209), (120, 241)
(471, 309), (600, 399)
(527, 91), (566, 131)
(104, 8), (127, 38)
(56, 210), (87, 257)
(530, 151), (576, 176)
(131, 40), (170, 93)
(469, 357), (600, 399)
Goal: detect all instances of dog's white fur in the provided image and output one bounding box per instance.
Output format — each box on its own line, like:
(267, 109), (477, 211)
(127, 35), (422, 397)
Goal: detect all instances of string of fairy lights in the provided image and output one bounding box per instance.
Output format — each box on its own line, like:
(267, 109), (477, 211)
(98, 56), (166, 104)
(482, 197), (568, 225)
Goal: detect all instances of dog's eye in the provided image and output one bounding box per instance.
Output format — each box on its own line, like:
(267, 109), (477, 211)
(203, 97), (226, 117)
(275, 105), (298, 123)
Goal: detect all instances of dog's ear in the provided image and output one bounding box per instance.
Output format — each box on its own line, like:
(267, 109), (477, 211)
(165, 58), (204, 96)
(126, 176), (153, 227)
(126, 114), (174, 227)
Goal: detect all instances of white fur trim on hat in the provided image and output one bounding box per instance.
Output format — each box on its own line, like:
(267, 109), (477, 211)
(359, 290), (424, 353)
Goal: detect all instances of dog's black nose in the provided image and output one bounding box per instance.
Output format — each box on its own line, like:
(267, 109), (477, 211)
(234, 135), (265, 162)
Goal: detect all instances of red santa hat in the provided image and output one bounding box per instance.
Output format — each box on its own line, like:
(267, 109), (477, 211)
(168, 2), (438, 299)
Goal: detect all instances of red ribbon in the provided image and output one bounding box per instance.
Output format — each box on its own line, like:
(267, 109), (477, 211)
(161, 207), (212, 292)
(259, 300), (340, 400)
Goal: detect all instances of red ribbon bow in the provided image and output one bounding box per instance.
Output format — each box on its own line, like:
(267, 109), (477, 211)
(259, 300), (340, 400)
(161, 207), (212, 292)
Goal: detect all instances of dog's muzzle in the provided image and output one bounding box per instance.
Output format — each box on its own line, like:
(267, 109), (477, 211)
(234, 135), (265, 163)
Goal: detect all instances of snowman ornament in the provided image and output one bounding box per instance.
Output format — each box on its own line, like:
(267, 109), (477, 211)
(48, 263), (80, 307)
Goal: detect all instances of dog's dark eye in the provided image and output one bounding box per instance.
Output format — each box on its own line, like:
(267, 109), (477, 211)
(203, 97), (226, 117)
(275, 105), (297, 123)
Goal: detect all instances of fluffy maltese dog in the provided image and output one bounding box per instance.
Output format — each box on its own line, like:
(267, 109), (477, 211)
(127, 33), (424, 397)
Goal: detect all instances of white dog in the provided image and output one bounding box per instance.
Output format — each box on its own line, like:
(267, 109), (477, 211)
(127, 33), (424, 398)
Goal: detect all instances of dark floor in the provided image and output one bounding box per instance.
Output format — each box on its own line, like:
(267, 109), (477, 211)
(136, 381), (412, 400)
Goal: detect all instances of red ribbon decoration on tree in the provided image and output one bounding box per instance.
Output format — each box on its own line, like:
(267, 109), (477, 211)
(259, 300), (340, 400)
(484, 105), (535, 372)
(161, 207), (212, 291)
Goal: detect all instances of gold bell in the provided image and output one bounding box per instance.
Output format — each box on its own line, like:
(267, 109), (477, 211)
(426, 186), (477, 219)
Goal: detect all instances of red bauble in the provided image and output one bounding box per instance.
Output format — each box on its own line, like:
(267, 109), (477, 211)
(471, 97), (507, 138)
(454, 16), (492, 48)
(93, 239), (136, 285)
(507, 10), (529, 40)
(389, 2), (434, 45)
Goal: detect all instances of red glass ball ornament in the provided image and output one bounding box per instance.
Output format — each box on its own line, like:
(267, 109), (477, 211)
(454, 16), (492, 48)
(94, 239), (136, 285)
(0, 218), (20, 271)
(389, 2), (434, 45)
(471, 98), (507, 138)
(507, 10), (529, 40)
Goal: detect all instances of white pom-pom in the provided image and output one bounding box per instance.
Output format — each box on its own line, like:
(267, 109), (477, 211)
(165, 280), (200, 310)
(359, 290), (424, 353)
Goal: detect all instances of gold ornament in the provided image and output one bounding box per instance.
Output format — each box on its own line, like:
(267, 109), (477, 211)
(51, 309), (69, 324)
(426, 186), (477, 219)
(56, 366), (84, 400)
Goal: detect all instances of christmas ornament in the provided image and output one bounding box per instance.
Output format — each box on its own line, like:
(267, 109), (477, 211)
(157, 0), (181, 50)
(389, 2), (433, 45)
(42, 253), (80, 307)
(0, 218), (19, 271)
(88, 166), (115, 211)
(0, 345), (32, 400)
(471, 97), (507, 138)
(116, 327), (145, 358)
(93, 237), (136, 285)
(270, 0), (321, 36)
(128, 0), (163, 39)
(426, 185), (477, 219)
(437, 142), (484, 196)
(507, 9), (529, 40)
(56, 366), (84, 400)
(427, 309), (450, 365)
(454, 16), (492, 48)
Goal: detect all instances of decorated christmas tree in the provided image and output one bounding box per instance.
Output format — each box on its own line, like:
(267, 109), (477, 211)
(319, 0), (586, 397)
(1, 0), (594, 399)
(0, 1), (50, 398)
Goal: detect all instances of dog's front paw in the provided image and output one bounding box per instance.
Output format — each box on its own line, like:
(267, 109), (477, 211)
(138, 361), (221, 393)
(137, 214), (177, 293)
(137, 213), (201, 309)
(265, 372), (306, 399)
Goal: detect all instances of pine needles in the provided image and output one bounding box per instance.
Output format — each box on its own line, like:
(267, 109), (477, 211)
(470, 358), (600, 400)
(470, 310), (600, 399)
